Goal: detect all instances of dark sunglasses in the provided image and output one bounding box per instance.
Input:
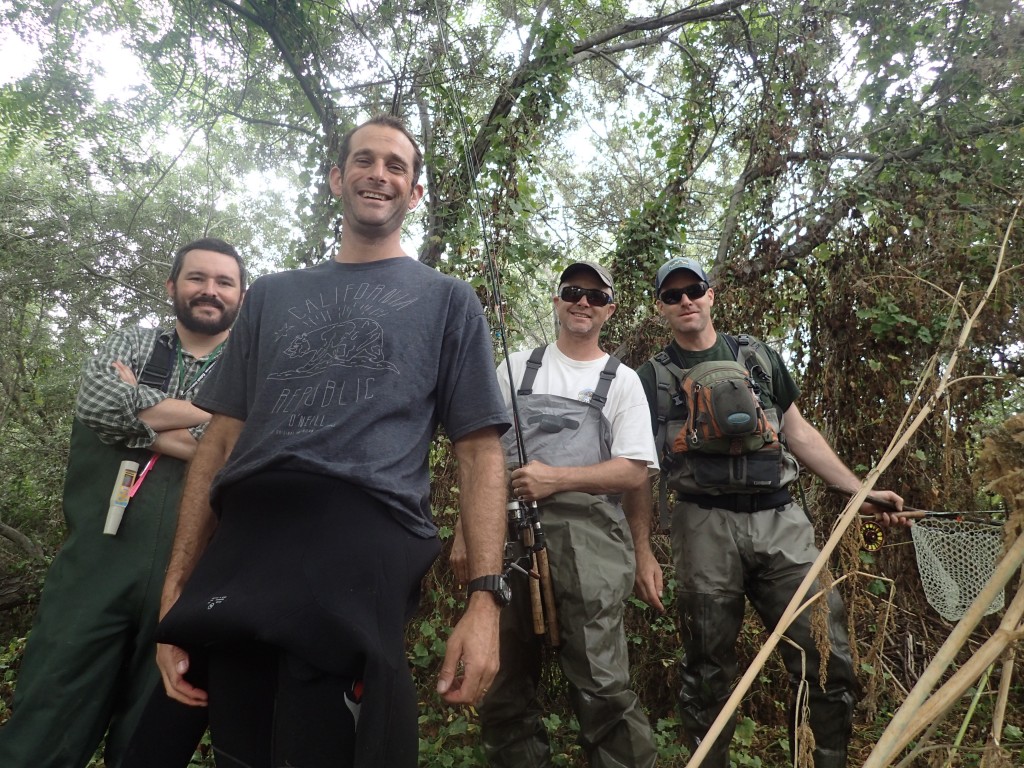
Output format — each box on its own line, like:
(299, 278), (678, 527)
(659, 282), (710, 304)
(559, 285), (614, 307)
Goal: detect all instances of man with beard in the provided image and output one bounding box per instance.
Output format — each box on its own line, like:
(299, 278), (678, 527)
(0, 238), (246, 768)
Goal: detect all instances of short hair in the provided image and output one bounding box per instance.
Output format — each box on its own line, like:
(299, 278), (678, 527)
(336, 115), (424, 186)
(169, 238), (247, 291)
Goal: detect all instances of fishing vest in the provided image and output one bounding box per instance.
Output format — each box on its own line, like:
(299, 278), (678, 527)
(500, 346), (620, 476)
(651, 334), (800, 496)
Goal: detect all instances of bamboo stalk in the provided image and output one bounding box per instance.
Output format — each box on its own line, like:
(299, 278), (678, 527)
(862, 536), (1024, 766)
(990, 648), (1016, 746)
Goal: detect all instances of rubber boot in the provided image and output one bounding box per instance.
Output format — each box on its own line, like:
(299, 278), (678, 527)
(676, 592), (747, 768)
(481, 715), (552, 768)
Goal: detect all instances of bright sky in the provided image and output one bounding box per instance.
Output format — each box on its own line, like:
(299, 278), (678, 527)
(0, 28), (40, 84)
(0, 26), (149, 102)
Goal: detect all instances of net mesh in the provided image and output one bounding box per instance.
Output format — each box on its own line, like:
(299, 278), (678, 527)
(910, 518), (1005, 622)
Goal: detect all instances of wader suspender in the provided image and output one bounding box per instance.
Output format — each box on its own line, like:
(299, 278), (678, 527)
(136, 330), (176, 394)
(651, 334), (773, 523)
(516, 346), (621, 410)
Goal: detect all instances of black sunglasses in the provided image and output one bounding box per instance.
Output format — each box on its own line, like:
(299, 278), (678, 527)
(559, 285), (614, 307)
(659, 282), (710, 305)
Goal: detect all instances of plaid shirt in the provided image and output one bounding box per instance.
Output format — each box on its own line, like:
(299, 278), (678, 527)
(75, 325), (219, 448)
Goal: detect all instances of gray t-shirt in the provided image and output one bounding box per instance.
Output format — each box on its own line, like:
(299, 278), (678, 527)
(195, 256), (510, 537)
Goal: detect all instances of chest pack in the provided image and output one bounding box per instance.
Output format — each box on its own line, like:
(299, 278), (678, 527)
(651, 334), (799, 506)
(658, 334), (778, 457)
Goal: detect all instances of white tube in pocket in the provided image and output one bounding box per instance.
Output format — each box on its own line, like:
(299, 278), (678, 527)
(103, 460), (140, 535)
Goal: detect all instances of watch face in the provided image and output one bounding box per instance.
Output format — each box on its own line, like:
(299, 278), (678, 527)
(497, 576), (512, 606)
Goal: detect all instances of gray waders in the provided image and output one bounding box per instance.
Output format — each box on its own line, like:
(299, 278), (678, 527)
(480, 492), (657, 768)
(671, 501), (856, 768)
(479, 347), (657, 768)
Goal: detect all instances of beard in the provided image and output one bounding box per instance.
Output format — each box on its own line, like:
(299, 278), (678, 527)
(174, 294), (239, 335)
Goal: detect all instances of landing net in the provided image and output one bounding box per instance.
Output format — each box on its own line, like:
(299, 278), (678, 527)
(911, 518), (1005, 622)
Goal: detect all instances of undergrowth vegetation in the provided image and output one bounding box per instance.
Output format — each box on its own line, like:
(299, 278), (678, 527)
(1, 449), (1022, 767)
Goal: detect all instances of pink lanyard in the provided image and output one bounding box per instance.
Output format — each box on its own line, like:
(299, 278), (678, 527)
(128, 454), (160, 498)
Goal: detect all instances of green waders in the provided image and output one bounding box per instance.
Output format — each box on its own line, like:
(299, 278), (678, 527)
(479, 492), (657, 768)
(0, 419), (187, 768)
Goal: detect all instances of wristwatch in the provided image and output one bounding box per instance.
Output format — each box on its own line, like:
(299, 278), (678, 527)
(467, 574), (512, 607)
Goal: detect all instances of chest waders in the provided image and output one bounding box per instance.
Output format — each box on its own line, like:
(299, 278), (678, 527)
(480, 347), (657, 768)
(650, 337), (857, 768)
(0, 335), (204, 768)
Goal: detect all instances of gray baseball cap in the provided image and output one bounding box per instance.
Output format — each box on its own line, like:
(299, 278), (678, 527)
(558, 261), (614, 290)
(655, 257), (710, 292)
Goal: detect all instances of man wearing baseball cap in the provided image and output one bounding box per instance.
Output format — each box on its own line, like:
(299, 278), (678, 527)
(452, 260), (659, 767)
(626, 256), (909, 768)
(654, 256), (710, 290)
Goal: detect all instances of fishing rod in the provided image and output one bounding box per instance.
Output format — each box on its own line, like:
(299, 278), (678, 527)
(429, 4), (560, 646)
(826, 486), (1004, 551)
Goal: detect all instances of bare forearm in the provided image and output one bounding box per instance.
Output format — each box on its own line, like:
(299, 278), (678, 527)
(787, 422), (906, 520)
(512, 457), (647, 499)
(787, 428), (860, 489)
(452, 428), (506, 579)
(440, 428), (505, 704)
(161, 478), (217, 613)
(139, 399), (212, 432)
(782, 404), (861, 489)
(623, 478), (666, 612)
(623, 479), (655, 548)
(151, 429), (199, 461)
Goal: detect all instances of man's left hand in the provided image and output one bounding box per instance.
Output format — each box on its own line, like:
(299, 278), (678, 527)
(435, 593), (500, 706)
(113, 360), (137, 386)
(633, 546), (665, 614)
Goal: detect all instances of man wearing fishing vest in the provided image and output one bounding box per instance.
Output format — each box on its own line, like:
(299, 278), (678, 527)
(0, 238), (246, 768)
(453, 260), (659, 768)
(625, 257), (910, 768)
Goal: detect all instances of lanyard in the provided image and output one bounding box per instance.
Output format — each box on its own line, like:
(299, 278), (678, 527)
(175, 339), (226, 396)
(128, 454), (159, 498)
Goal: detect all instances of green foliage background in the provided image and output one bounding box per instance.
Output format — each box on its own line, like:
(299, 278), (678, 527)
(1, 0), (1023, 765)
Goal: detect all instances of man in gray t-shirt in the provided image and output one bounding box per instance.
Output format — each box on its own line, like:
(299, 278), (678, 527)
(153, 116), (510, 768)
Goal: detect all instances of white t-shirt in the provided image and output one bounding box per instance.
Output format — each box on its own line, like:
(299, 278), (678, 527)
(496, 344), (659, 472)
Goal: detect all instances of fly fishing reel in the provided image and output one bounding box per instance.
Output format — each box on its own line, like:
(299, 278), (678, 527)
(861, 520), (884, 552)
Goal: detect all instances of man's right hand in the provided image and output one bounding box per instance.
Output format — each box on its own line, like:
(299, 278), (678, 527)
(156, 642), (208, 707)
(633, 545), (666, 614)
